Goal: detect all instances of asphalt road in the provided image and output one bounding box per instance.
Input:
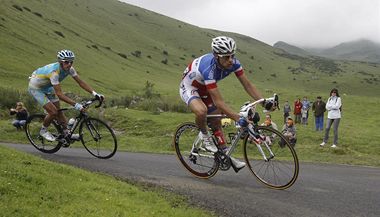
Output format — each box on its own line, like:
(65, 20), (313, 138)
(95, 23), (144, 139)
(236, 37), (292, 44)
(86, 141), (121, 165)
(2, 143), (380, 217)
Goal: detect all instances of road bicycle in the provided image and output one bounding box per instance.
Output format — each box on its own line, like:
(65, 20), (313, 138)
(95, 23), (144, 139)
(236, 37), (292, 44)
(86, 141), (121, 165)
(173, 94), (299, 190)
(25, 98), (117, 159)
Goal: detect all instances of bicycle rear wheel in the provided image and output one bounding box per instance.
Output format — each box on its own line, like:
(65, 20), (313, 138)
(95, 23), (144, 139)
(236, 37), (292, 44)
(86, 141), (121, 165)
(173, 122), (219, 178)
(243, 126), (299, 190)
(79, 117), (117, 159)
(25, 114), (62, 153)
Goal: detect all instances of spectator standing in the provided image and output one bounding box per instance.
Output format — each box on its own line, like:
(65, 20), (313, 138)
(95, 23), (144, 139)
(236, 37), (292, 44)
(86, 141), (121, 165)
(312, 96), (326, 131)
(320, 88), (342, 148)
(283, 100), (292, 123)
(301, 96), (310, 125)
(9, 102), (28, 130)
(294, 98), (302, 124)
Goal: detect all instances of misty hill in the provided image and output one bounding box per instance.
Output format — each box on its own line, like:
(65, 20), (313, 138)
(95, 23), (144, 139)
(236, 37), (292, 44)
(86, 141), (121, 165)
(319, 39), (380, 63)
(0, 0), (379, 100)
(273, 41), (310, 57)
(275, 39), (380, 63)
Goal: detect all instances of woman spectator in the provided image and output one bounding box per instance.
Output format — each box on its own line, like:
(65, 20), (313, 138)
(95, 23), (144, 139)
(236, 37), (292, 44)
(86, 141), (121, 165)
(293, 98), (302, 124)
(10, 102), (28, 130)
(320, 88), (342, 148)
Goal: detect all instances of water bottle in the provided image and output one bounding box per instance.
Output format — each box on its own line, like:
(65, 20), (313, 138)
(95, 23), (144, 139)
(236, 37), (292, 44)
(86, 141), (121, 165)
(213, 129), (226, 145)
(67, 118), (76, 129)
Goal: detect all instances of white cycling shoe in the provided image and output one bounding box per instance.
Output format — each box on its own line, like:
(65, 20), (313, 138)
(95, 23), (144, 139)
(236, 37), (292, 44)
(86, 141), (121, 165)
(40, 130), (56, 142)
(199, 132), (218, 153)
(70, 134), (80, 141)
(230, 157), (246, 170)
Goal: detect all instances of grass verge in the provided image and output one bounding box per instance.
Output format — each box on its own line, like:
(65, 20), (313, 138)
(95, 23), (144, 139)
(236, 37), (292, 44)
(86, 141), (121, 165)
(0, 145), (213, 217)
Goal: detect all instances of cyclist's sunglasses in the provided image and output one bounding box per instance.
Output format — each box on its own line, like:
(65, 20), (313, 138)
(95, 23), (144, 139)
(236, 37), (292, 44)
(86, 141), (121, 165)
(62, 60), (73, 64)
(217, 54), (235, 59)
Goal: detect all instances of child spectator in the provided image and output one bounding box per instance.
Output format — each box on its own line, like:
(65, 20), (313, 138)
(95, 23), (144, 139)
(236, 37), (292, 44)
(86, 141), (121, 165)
(281, 117), (297, 147)
(261, 114), (278, 131)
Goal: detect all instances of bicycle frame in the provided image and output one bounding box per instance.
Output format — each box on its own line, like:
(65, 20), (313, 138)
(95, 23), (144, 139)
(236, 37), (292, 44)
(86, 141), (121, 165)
(206, 119), (274, 162)
(53, 98), (102, 142)
(206, 97), (275, 161)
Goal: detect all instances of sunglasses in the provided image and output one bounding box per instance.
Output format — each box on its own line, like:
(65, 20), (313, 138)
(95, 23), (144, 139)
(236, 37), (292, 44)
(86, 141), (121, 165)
(217, 54), (235, 59)
(62, 60), (73, 64)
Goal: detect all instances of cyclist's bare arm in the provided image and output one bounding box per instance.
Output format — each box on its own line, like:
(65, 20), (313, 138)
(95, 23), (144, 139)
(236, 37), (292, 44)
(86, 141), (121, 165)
(53, 84), (76, 106)
(208, 87), (240, 121)
(237, 73), (263, 101)
(72, 75), (95, 95)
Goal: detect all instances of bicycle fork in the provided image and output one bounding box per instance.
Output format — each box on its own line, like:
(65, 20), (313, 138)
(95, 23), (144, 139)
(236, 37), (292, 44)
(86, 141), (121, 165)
(248, 125), (275, 162)
(86, 121), (101, 141)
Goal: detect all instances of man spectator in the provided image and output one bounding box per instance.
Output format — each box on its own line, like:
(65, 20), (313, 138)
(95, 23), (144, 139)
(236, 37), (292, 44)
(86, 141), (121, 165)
(312, 96), (326, 131)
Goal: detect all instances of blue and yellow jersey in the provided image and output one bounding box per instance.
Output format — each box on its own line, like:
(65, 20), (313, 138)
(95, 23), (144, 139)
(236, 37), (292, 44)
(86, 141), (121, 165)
(28, 62), (78, 89)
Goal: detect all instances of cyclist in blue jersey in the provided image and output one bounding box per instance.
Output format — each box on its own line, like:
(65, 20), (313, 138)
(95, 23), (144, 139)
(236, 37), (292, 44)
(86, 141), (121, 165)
(28, 49), (104, 142)
(180, 36), (266, 169)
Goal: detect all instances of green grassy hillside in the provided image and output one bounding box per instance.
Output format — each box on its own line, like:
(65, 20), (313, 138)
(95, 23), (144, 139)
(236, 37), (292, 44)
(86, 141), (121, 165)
(0, 0), (380, 167)
(1, 0), (379, 100)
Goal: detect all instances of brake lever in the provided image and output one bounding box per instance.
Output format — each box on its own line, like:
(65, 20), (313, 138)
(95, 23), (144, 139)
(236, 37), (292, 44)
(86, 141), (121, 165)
(94, 97), (103, 108)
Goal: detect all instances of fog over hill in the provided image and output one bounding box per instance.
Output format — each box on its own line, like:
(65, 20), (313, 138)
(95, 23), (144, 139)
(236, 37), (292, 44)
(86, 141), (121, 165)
(274, 39), (380, 63)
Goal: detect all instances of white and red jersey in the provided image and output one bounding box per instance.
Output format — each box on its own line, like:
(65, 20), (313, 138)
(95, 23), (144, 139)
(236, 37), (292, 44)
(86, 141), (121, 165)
(179, 53), (244, 110)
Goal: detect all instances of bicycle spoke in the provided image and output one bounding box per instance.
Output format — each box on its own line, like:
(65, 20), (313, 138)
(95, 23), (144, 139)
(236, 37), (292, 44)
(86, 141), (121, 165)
(25, 114), (62, 153)
(174, 123), (219, 178)
(244, 125), (299, 189)
(80, 118), (117, 159)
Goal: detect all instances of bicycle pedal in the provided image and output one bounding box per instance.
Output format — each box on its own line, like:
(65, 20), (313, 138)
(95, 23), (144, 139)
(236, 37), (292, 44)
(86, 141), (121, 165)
(230, 162), (244, 173)
(61, 143), (71, 148)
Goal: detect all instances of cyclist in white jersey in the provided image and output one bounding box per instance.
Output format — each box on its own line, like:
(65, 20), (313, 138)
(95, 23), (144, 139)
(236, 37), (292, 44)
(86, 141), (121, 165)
(28, 49), (104, 142)
(180, 36), (265, 169)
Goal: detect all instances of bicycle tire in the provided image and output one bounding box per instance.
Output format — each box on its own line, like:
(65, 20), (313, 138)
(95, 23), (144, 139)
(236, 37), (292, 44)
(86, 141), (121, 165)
(79, 117), (117, 159)
(173, 122), (219, 179)
(25, 114), (62, 153)
(243, 125), (299, 190)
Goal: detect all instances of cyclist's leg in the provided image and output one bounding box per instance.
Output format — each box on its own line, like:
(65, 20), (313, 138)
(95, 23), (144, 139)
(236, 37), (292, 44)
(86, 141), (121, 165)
(53, 101), (68, 129)
(180, 83), (217, 152)
(207, 108), (222, 130)
(42, 87), (60, 128)
(180, 82), (207, 134)
(207, 108), (227, 149)
(28, 87), (58, 128)
(42, 103), (58, 127)
(189, 99), (208, 134)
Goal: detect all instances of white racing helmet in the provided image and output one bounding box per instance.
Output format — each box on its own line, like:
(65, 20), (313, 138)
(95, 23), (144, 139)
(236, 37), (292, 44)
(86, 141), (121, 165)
(211, 36), (236, 55)
(57, 49), (75, 61)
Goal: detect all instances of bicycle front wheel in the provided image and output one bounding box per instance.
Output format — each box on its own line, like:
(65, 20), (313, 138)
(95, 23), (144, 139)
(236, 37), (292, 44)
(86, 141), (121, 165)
(25, 114), (62, 153)
(173, 122), (219, 179)
(79, 117), (117, 159)
(243, 126), (299, 190)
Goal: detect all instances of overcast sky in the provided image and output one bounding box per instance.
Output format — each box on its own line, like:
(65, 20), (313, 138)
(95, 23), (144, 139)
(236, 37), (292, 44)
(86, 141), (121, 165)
(120, 0), (380, 48)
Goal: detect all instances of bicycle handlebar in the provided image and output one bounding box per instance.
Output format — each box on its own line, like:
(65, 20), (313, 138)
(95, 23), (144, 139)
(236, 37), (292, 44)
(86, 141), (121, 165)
(241, 93), (279, 112)
(206, 94), (279, 120)
(82, 97), (103, 109)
